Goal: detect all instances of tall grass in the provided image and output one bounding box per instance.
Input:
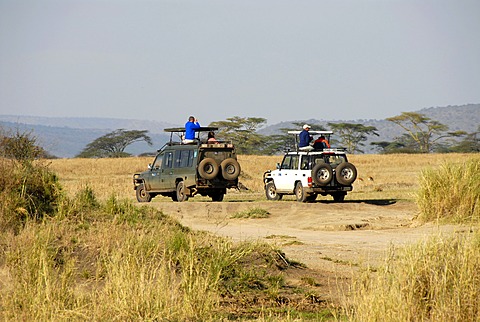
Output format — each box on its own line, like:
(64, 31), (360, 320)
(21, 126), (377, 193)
(1, 189), (309, 320)
(347, 230), (480, 321)
(417, 157), (480, 223)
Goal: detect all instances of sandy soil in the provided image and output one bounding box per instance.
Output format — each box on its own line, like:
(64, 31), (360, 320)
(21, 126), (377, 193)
(148, 195), (463, 303)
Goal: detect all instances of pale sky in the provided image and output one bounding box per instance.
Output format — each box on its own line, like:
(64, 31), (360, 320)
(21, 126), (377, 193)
(1, 0), (479, 126)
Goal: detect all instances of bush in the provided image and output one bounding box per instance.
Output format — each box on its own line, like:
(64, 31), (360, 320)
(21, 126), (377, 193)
(0, 128), (63, 232)
(416, 157), (480, 223)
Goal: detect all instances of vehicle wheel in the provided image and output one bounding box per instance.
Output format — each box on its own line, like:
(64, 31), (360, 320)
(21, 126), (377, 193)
(295, 181), (308, 203)
(220, 158), (241, 180)
(265, 181), (283, 201)
(175, 181), (189, 202)
(198, 158), (219, 180)
(332, 192), (346, 202)
(136, 183), (151, 202)
(210, 191), (224, 202)
(311, 163), (333, 186)
(305, 193), (317, 202)
(336, 162), (357, 185)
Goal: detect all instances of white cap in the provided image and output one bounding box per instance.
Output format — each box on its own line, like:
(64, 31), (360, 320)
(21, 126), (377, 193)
(303, 124), (311, 129)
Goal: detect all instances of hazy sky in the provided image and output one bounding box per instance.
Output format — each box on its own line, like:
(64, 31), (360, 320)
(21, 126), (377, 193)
(1, 0), (479, 126)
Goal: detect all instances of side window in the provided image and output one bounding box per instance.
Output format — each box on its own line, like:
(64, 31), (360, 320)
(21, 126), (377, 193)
(291, 155), (299, 170)
(164, 152), (174, 168)
(281, 155), (292, 169)
(281, 155), (299, 170)
(179, 150), (193, 168)
(174, 150), (182, 168)
(153, 154), (163, 169)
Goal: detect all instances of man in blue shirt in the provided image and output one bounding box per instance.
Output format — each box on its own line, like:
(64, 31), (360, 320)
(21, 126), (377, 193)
(184, 116), (200, 143)
(299, 124), (314, 151)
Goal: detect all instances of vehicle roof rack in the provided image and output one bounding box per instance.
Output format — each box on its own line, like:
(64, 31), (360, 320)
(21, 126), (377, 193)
(164, 127), (219, 133)
(287, 130), (333, 135)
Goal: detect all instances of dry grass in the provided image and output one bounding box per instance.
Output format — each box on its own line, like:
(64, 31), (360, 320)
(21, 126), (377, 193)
(49, 153), (475, 202)
(347, 230), (480, 321)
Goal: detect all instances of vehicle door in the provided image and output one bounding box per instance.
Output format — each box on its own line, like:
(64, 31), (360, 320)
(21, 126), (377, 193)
(147, 153), (164, 190)
(159, 151), (175, 190)
(274, 154), (300, 192)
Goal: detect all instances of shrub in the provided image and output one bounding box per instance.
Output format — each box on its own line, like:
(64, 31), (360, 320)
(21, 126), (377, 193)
(416, 157), (480, 223)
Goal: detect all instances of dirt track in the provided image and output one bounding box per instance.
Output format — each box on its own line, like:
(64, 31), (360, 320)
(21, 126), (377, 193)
(149, 196), (460, 274)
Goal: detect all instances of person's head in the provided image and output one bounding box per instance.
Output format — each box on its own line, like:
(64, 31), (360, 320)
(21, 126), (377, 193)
(319, 135), (325, 139)
(303, 124), (311, 131)
(188, 116), (195, 122)
(208, 131), (215, 139)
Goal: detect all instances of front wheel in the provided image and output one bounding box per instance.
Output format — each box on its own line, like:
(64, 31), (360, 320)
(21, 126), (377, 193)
(136, 183), (152, 202)
(295, 182), (307, 203)
(175, 181), (189, 202)
(265, 181), (283, 201)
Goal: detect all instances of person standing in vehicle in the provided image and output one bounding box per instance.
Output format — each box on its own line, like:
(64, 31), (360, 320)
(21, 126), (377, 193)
(313, 135), (330, 150)
(207, 131), (218, 143)
(299, 124), (314, 151)
(184, 116), (200, 144)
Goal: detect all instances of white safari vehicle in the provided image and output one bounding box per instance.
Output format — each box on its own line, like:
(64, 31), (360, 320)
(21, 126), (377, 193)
(263, 131), (357, 202)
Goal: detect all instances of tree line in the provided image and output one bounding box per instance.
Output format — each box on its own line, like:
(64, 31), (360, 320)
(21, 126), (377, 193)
(3, 111), (476, 159)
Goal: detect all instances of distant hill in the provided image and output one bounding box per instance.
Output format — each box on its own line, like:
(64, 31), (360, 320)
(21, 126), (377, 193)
(0, 117), (177, 158)
(0, 104), (478, 157)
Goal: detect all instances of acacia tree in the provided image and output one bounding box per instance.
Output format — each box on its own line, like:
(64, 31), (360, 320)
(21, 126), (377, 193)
(327, 122), (379, 153)
(77, 129), (152, 158)
(387, 112), (465, 153)
(209, 116), (268, 154)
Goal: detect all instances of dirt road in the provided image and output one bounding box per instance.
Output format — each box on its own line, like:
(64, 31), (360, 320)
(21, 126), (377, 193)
(149, 195), (458, 274)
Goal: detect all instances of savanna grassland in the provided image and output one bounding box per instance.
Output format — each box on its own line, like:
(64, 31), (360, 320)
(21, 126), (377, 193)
(1, 153), (479, 321)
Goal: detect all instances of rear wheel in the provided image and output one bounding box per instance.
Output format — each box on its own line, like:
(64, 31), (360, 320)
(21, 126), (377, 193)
(175, 181), (189, 202)
(265, 181), (283, 201)
(312, 163), (333, 186)
(210, 191), (224, 202)
(295, 182), (307, 203)
(336, 162), (357, 185)
(136, 183), (152, 202)
(332, 192), (346, 202)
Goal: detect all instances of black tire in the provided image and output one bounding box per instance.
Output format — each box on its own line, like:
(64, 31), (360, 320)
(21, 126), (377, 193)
(311, 163), (333, 186)
(175, 181), (189, 202)
(136, 183), (151, 202)
(220, 158), (241, 180)
(265, 181), (283, 201)
(210, 192), (224, 202)
(332, 192), (346, 202)
(336, 162), (357, 185)
(295, 181), (307, 203)
(198, 158), (219, 180)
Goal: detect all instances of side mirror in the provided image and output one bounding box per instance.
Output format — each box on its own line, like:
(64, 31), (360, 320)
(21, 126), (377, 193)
(148, 164), (152, 170)
(276, 163), (281, 169)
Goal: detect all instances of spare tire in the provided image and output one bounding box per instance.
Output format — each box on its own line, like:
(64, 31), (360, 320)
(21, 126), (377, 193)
(220, 158), (241, 180)
(198, 158), (219, 180)
(311, 163), (333, 186)
(336, 162), (357, 185)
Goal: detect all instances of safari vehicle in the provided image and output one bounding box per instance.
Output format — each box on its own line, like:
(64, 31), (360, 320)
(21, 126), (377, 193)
(133, 127), (240, 202)
(263, 131), (357, 202)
